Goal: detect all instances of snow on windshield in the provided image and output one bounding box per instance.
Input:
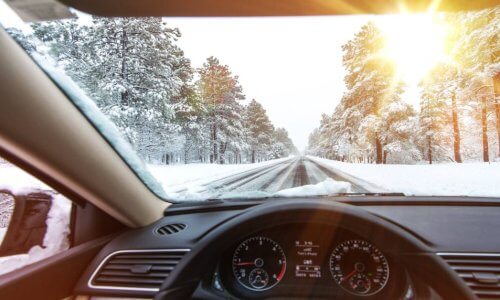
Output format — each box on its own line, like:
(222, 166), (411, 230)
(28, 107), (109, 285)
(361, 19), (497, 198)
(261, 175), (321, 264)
(1, 6), (499, 201)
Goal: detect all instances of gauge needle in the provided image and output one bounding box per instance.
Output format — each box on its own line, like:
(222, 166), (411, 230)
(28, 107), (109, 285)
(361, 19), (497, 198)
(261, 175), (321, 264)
(236, 262), (255, 266)
(342, 270), (357, 282)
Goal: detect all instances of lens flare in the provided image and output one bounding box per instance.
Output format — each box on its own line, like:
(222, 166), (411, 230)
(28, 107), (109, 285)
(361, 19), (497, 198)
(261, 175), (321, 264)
(377, 14), (450, 85)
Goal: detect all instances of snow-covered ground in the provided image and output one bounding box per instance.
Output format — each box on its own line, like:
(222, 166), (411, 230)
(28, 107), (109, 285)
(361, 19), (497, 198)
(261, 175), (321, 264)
(309, 156), (500, 197)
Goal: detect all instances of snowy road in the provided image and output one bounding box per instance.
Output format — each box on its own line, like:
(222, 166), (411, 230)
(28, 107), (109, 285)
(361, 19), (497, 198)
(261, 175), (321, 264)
(167, 156), (383, 200)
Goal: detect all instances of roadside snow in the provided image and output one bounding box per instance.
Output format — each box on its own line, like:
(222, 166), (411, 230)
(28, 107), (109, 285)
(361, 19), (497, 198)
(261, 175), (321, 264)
(308, 156), (500, 197)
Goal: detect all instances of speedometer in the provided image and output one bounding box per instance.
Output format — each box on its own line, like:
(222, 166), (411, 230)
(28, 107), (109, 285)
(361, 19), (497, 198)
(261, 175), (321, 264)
(329, 240), (389, 296)
(232, 236), (286, 291)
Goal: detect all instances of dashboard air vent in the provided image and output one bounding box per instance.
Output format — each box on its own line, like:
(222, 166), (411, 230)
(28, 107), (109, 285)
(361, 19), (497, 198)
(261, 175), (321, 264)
(90, 249), (189, 291)
(439, 253), (500, 299)
(156, 223), (186, 235)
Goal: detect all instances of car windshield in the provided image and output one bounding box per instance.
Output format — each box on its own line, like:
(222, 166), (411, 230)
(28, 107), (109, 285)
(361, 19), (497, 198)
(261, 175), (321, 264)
(1, 1), (499, 202)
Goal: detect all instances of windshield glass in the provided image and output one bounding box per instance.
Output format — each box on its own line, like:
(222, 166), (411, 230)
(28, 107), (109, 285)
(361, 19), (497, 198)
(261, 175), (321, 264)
(1, 2), (499, 201)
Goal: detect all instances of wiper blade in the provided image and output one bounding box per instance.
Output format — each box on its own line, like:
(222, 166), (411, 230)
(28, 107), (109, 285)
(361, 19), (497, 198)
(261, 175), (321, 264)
(335, 192), (405, 197)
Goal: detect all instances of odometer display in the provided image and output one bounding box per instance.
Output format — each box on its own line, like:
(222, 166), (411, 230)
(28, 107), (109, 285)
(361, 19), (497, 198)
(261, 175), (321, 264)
(232, 236), (286, 291)
(329, 240), (389, 296)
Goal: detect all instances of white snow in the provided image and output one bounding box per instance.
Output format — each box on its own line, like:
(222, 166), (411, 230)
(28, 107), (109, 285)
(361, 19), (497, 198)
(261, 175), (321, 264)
(308, 156), (500, 197)
(274, 178), (351, 197)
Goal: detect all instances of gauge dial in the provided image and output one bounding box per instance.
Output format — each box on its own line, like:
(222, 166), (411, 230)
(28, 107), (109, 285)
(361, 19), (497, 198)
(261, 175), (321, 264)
(232, 236), (286, 291)
(329, 240), (389, 296)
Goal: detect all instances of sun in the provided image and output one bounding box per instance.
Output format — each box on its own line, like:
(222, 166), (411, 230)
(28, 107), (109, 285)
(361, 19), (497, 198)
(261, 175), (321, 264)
(377, 14), (450, 85)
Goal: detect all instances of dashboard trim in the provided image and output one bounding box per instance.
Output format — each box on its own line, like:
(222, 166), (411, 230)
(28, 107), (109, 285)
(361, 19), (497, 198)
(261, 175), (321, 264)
(87, 248), (191, 292)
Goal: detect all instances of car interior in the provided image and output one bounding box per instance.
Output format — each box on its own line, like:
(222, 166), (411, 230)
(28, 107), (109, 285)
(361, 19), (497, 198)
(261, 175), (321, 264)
(0, 0), (499, 299)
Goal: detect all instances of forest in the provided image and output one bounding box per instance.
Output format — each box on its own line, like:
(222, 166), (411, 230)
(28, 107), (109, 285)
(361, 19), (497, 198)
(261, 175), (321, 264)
(7, 7), (499, 166)
(307, 8), (499, 164)
(7, 18), (297, 165)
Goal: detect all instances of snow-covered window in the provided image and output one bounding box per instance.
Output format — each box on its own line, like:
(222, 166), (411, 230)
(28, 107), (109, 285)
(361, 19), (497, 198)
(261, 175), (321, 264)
(0, 156), (72, 276)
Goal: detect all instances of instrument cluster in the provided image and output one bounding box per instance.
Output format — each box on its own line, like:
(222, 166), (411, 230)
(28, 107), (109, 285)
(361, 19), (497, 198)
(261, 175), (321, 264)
(218, 223), (406, 299)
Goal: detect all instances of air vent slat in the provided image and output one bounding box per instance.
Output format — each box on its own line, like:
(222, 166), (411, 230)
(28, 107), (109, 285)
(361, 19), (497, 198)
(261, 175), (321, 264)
(111, 254), (185, 259)
(95, 276), (165, 285)
(90, 249), (189, 291)
(439, 253), (500, 299)
(107, 259), (180, 265)
(452, 266), (500, 272)
(448, 259), (500, 266)
(155, 223), (186, 235)
(100, 270), (170, 278)
(102, 264), (176, 272)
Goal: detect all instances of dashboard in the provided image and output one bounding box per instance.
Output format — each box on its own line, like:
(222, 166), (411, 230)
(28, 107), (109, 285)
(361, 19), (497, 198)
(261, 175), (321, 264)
(72, 197), (500, 299)
(218, 224), (407, 299)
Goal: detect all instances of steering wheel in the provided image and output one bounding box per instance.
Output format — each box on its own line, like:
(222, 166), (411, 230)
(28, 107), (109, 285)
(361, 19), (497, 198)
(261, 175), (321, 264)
(154, 200), (473, 299)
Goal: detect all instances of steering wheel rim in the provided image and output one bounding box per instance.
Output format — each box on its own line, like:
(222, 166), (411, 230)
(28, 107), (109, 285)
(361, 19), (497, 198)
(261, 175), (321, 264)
(155, 199), (474, 299)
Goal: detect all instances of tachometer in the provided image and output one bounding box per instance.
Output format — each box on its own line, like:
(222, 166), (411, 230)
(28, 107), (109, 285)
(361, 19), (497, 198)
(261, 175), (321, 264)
(329, 240), (389, 296)
(232, 236), (286, 291)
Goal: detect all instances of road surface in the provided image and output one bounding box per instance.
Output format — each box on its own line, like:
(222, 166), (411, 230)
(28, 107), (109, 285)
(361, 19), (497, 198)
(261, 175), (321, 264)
(171, 156), (382, 199)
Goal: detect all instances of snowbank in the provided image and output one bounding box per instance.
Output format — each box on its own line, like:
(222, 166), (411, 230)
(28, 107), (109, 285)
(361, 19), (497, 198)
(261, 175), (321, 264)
(274, 178), (351, 197)
(309, 156), (500, 197)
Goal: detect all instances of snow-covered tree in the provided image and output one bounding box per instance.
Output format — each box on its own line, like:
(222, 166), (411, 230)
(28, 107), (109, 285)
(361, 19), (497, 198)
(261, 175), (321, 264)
(197, 57), (246, 164)
(244, 99), (275, 162)
(33, 17), (193, 163)
(453, 7), (500, 160)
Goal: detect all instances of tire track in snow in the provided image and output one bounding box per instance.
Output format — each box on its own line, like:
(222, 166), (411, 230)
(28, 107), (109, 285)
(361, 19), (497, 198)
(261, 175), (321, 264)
(171, 157), (294, 193)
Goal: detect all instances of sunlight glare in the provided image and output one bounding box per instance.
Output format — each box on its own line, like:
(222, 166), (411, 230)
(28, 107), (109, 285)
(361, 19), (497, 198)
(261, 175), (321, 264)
(378, 14), (449, 85)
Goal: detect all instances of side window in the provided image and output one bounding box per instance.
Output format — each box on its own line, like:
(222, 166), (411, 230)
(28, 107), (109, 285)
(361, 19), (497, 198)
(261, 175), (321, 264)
(0, 156), (72, 276)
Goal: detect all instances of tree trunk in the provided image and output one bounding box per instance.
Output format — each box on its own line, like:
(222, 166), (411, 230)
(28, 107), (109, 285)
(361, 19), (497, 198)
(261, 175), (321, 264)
(481, 96), (490, 162)
(211, 125), (217, 163)
(375, 136), (383, 164)
(383, 150), (388, 164)
(120, 28), (129, 106)
(251, 150), (256, 163)
(493, 72), (500, 157)
(219, 142), (227, 164)
(451, 92), (462, 163)
(427, 135), (433, 164)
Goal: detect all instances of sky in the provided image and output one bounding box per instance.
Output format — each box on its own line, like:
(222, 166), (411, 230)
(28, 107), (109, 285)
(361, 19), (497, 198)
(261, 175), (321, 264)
(0, 2), (424, 151)
(165, 16), (374, 150)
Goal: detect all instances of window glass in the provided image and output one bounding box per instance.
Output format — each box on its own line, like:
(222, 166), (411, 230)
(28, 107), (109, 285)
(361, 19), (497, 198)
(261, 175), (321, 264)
(0, 156), (72, 276)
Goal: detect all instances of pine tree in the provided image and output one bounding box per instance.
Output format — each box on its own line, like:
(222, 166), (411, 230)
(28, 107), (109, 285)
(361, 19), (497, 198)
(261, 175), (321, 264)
(32, 17), (193, 163)
(453, 7), (499, 159)
(244, 99), (275, 162)
(197, 57), (245, 164)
